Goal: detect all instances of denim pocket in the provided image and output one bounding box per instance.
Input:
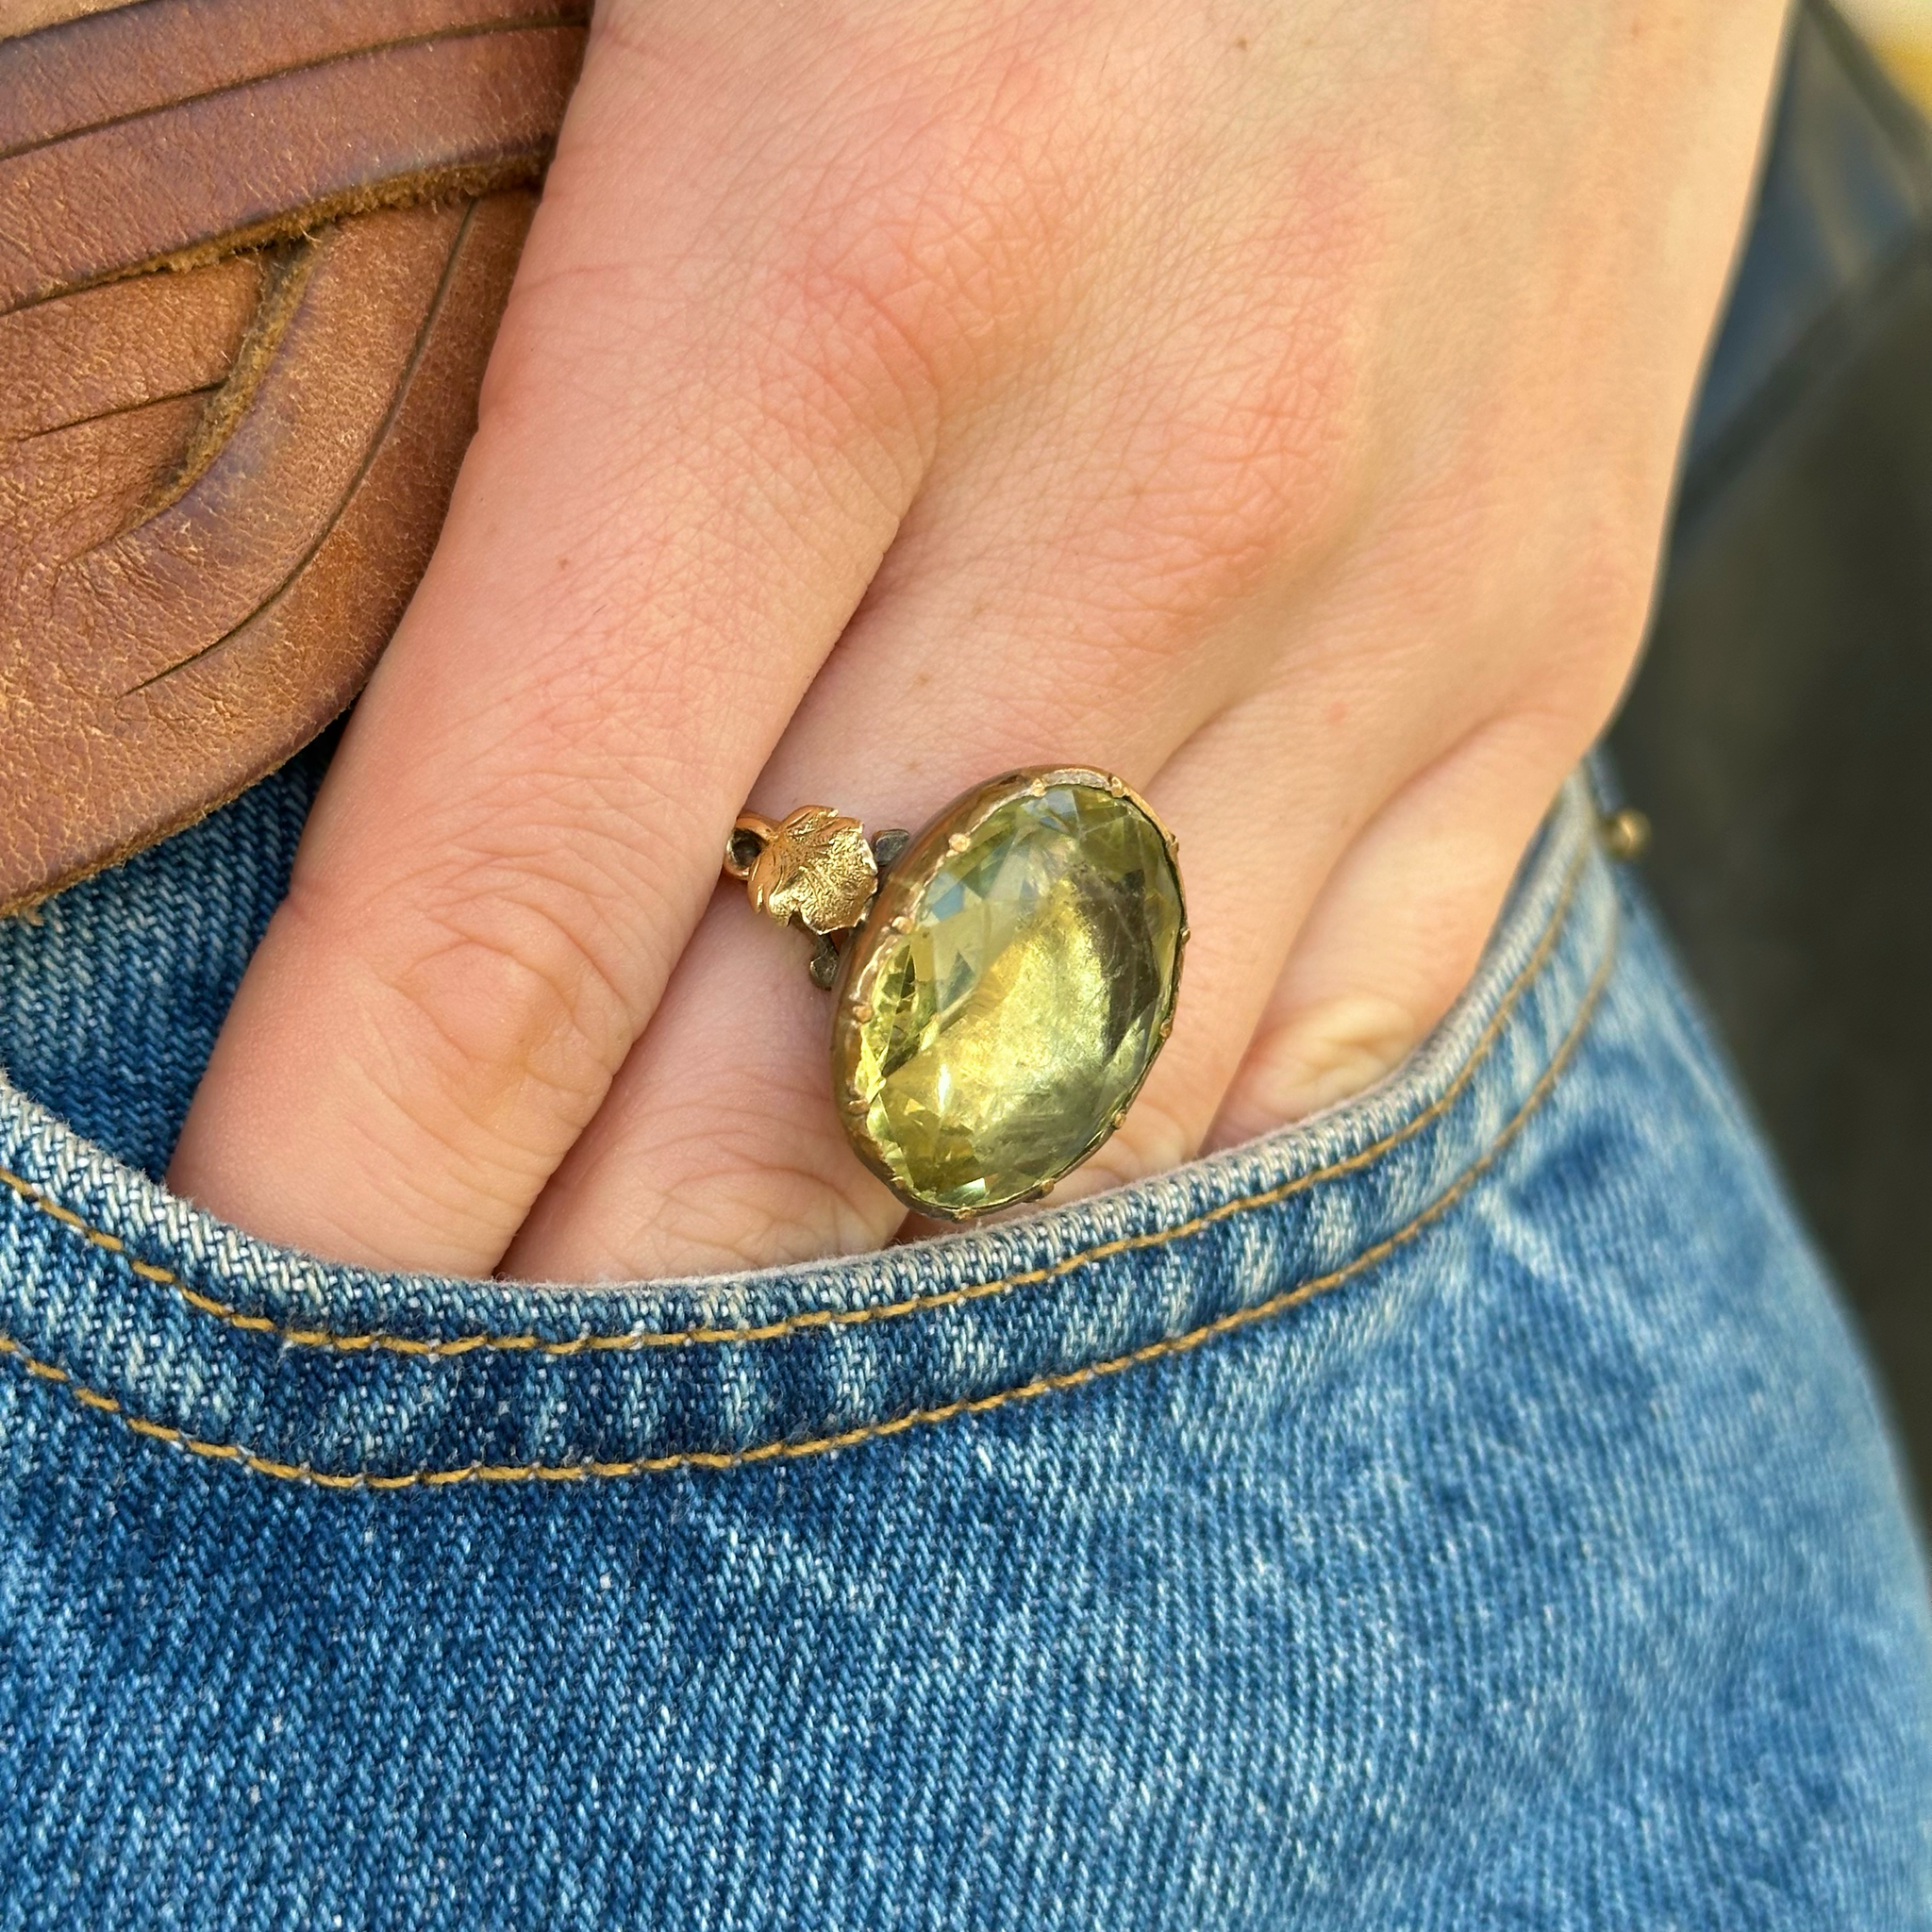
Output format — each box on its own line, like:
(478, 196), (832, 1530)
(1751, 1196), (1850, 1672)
(8, 768), (1932, 1932)
(0, 773), (1618, 1491)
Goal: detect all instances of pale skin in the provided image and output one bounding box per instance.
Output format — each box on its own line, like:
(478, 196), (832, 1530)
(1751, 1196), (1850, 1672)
(167, 0), (1790, 1281)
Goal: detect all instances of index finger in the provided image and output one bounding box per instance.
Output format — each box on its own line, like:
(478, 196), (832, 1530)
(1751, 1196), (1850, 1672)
(166, 14), (988, 1271)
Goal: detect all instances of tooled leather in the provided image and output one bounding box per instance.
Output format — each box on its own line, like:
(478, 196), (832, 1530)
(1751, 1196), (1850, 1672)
(0, 0), (589, 914)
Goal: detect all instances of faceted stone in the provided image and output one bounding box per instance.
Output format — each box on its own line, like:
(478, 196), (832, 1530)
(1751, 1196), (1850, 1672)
(839, 779), (1184, 1216)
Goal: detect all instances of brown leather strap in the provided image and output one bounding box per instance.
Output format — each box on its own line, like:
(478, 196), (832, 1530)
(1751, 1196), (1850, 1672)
(0, 1), (127, 42)
(0, 0), (589, 914)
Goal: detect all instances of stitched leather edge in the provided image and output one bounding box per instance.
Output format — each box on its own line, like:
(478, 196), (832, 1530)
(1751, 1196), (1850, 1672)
(0, 14), (591, 167)
(3, 157), (550, 320)
(0, 924), (1617, 1487)
(0, 839), (1599, 1357)
(125, 200), (483, 698)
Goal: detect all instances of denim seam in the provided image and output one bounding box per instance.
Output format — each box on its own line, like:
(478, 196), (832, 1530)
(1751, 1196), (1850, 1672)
(0, 915), (1616, 1489)
(0, 840), (1597, 1358)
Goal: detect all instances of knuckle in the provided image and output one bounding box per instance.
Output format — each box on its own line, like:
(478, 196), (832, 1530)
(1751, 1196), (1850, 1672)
(644, 1168), (887, 1275)
(287, 851), (645, 1161)
(565, 1095), (896, 1276)
(745, 42), (1103, 425)
(1074, 1087), (1198, 1196)
(1248, 992), (1427, 1124)
(1054, 323), (1370, 655)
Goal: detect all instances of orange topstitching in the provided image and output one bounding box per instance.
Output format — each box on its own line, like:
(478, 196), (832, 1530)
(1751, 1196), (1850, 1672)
(0, 841), (1597, 1361)
(0, 924), (1617, 1487)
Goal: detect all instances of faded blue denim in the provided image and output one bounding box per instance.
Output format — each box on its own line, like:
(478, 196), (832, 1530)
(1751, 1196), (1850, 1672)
(0, 758), (1926, 1929)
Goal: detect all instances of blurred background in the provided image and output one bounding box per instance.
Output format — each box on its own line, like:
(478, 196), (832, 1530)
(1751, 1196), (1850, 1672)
(1616, 0), (1932, 1520)
(1843, 0), (1932, 105)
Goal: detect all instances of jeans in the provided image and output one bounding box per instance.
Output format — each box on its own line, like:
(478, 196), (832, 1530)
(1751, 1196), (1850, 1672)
(7, 6), (1932, 1917)
(0, 756), (1927, 1928)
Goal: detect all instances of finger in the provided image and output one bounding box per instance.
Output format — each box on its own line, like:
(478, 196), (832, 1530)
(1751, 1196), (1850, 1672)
(481, 111), (1412, 1284)
(501, 214), (1641, 1290)
(1205, 713), (1576, 1151)
(503, 331), (1648, 1285)
(493, 666), (1257, 1281)
(498, 603), (1470, 1279)
(163, 20), (1026, 1272)
(471, 339), (1325, 1280)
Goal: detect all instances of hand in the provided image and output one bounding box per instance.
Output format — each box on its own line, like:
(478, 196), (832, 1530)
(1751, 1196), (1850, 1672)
(167, 0), (1788, 1279)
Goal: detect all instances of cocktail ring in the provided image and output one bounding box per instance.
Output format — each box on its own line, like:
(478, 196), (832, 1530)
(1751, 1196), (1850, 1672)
(724, 767), (1187, 1219)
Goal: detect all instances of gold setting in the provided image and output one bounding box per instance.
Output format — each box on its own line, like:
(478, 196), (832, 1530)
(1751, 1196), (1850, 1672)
(726, 767), (1187, 1220)
(724, 806), (878, 936)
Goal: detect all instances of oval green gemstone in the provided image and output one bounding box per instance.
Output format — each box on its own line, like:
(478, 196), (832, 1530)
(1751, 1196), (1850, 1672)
(837, 777), (1184, 1217)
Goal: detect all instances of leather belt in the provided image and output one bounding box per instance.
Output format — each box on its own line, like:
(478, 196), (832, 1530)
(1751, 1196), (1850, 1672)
(0, 0), (590, 913)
